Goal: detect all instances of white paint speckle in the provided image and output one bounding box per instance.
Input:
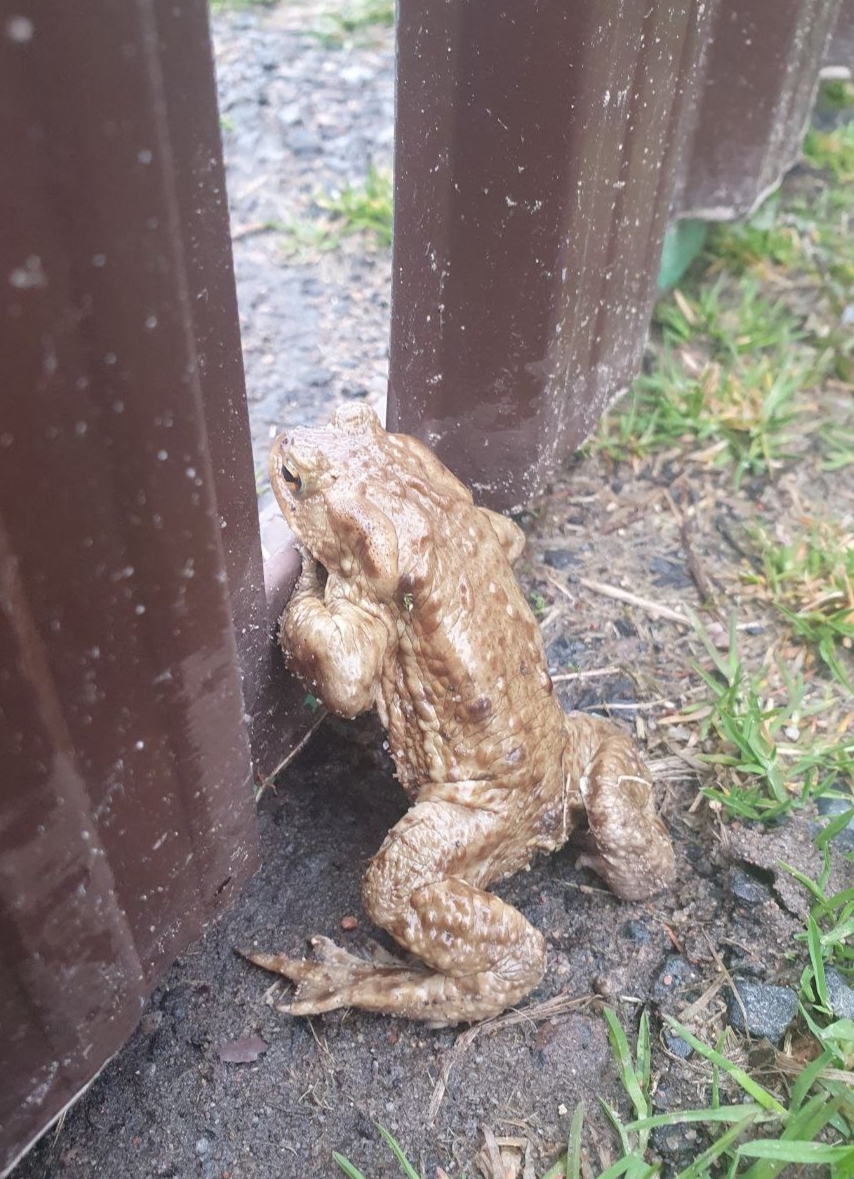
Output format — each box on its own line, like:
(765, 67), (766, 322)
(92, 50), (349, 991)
(138, 148), (153, 164)
(6, 15), (33, 42)
(157, 449), (168, 461)
(9, 255), (46, 289)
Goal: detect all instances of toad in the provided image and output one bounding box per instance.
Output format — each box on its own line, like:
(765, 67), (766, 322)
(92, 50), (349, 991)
(246, 404), (674, 1024)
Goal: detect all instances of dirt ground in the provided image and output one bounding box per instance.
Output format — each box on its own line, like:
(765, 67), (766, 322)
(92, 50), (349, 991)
(16, 466), (850, 1177)
(14, 7), (853, 1179)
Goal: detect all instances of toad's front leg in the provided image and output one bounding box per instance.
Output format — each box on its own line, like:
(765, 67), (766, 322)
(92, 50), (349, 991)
(281, 552), (388, 718)
(246, 794), (546, 1025)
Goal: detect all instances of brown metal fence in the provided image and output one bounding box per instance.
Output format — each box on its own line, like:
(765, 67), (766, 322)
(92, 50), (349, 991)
(1, 0), (851, 1170)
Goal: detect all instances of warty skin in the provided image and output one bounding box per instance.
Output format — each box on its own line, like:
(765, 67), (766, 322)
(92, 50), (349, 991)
(245, 403), (674, 1025)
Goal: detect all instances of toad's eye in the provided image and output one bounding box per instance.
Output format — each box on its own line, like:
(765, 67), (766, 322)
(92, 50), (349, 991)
(281, 462), (302, 494)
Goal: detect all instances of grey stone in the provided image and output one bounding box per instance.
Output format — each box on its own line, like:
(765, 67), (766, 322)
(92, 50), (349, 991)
(729, 867), (770, 905)
(621, 918), (651, 944)
(340, 65), (375, 86)
(825, 967), (854, 1021)
(653, 955), (700, 1006)
(277, 103), (303, 128)
(662, 1029), (692, 1059)
(728, 981), (798, 1042)
(651, 1121), (704, 1160)
(543, 548), (578, 570)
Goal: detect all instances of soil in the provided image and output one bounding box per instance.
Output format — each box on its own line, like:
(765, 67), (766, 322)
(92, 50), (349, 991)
(14, 7), (853, 1179)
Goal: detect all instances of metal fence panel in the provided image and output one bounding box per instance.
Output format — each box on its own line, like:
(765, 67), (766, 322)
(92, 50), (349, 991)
(388, 0), (844, 510)
(825, 0), (854, 71)
(389, 1), (716, 511)
(0, 1), (268, 1169)
(675, 0), (842, 219)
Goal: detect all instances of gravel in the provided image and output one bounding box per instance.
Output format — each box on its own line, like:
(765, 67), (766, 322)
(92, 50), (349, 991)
(212, 5), (395, 492)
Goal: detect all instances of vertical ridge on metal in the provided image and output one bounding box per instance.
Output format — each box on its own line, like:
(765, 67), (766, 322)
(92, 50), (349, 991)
(389, 1), (715, 512)
(0, 1), (262, 1170)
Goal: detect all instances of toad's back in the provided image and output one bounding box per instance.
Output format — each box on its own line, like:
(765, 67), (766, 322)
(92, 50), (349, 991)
(371, 450), (566, 806)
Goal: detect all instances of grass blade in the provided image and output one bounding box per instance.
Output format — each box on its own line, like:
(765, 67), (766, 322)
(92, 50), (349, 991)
(789, 1049), (834, 1111)
(815, 808), (854, 850)
(662, 1018), (787, 1115)
(779, 861), (828, 905)
(807, 915), (830, 1009)
(598, 1097), (632, 1156)
(334, 1152), (369, 1179)
(567, 1102), (584, 1179)
(738, 1140), (854, 1162)
(603, 1008), (650, 1121)
(377, 1126), (422, 1179)
(597, 1160), (658, 1179)
(673, 1113), (758, 1179)
(625, 1104), (767, 1131)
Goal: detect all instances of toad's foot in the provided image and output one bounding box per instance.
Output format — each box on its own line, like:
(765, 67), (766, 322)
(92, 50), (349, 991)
(243, 933), (531, 1027)
(244, 794), (547, 1025)
(564, 713), (675, 900)
(243, 937), (429, 1017)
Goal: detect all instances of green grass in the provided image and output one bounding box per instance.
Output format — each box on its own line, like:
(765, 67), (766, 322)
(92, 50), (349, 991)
(704, 198), (802, 276)
(541, 869), (854, 1176)
(310, 0), (395, 46)
(596, 355), (809, 486)
(317, 164), (393, 246)
(804, 121), (854, 186)
(681, 615), (853, 823)
(334, 971), (854, 1177)
(597, 86), (854, 484)
(280, 164), (393, 254)
(209, 0), (277, 11)
(745, 522), (854, 693)
(595, 277), (822, 486)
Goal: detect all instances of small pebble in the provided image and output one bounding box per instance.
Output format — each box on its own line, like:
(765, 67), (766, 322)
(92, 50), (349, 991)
(824, 967), (854, 1021)
(662, 1029), (692, 1059)
(729, 867), (769, 906)
(340, 915), (358, 930)
(652, 955), (699, 1006)
(728, 980), (798, 1043)
(543, 548), (578, 570)
(621, 918), (651, 944)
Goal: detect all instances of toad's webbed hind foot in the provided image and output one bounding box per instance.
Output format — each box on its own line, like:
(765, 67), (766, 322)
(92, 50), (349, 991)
(244, 796), (547, 1025)
(243, 921), (539, 1026)
(242, 937), (433, 1018)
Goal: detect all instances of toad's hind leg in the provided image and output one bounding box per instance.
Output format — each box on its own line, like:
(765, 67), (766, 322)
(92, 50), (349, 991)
(564, 712), (675, 901)
(247, 797), (545, 1025)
